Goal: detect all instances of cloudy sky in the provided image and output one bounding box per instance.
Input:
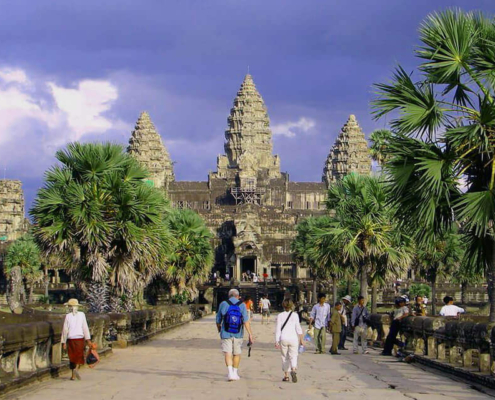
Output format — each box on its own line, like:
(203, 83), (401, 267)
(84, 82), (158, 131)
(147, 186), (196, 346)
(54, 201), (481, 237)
(0, 0), (493, 209)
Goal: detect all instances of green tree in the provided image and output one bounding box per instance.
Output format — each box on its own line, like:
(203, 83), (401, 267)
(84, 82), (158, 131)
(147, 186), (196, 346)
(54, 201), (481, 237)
(164, 209), (213, 298)
(415, 228), (464, 314)
(370, 129), (393, 166)
(4, 235), (42, 308)
(372, 9), (495, 320)
(318, 174), (410, 304)
(31, 142), (171, 312)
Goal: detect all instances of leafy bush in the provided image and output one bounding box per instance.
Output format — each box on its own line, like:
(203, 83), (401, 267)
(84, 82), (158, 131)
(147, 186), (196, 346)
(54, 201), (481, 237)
(338, 279), (360, 301)
(408, 283), (431, 299)
(172, 290), (191, 305)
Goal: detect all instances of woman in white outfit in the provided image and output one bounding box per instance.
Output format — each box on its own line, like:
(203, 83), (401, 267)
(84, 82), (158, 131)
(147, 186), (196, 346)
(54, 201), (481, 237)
(275, 299), (303, 383)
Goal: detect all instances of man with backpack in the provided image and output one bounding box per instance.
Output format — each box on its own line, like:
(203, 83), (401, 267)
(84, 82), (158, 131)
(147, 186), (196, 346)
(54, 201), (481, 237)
(216, 289), (254, 381)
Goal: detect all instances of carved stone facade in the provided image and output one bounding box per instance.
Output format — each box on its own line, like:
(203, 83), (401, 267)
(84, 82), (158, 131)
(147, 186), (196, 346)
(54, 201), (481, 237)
(128, 75), (372, 281)
(0, 180), (28, 242)
(323, 114), (371, 185)
(127, 111), (175, 189)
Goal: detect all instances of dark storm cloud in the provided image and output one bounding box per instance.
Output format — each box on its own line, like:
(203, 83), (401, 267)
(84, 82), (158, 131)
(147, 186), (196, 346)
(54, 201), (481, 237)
(0, 0), (493, 210)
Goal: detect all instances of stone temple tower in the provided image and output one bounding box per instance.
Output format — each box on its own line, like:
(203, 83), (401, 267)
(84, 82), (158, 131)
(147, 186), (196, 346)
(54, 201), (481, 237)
(127, 111), (175, 189)
(216, 74), (281, 183)
(323, 114), (371, 186)
(0, 180), (27, 241)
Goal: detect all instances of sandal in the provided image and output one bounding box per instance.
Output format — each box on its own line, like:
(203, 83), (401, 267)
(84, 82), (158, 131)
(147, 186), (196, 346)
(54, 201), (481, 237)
(291, 371), (298, 383)
(282, 377), (290, 382)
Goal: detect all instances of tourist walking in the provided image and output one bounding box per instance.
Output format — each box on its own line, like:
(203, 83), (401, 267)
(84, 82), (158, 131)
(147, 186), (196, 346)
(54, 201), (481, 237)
(351, 296), (370, 354)
(329, 302), (343, 355)
(275, 299), (304, 383)
(61, 298), (92, 381)
(381, 297), (409, 356)
(339, 295), (352, 350)
(216, 289), (254, 381)
(260, 294), (271, 324)
(243, 295), (254, 321)
(308, 293), (331, 354)
(439, 296), (465, 317)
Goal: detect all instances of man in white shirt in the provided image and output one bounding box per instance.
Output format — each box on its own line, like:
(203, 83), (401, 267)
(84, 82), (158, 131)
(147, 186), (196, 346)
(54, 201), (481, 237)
(260, 294), (271, 324)
(439, 296), (465, 317)
(308, 293), (331, 354)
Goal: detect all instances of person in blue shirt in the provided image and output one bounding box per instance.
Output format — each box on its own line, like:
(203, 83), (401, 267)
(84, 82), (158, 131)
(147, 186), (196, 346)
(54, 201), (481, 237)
(216, 289), (254, 381)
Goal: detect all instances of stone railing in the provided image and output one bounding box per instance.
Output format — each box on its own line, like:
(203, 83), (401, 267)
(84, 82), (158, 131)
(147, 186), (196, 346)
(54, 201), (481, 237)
(367, 313), (495, 387)
(0, 304), (210, 394)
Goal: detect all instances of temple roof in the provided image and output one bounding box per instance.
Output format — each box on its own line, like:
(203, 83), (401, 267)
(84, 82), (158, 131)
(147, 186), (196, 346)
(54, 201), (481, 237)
(127, 112), (175, 188)
(322, 114), (371, 185)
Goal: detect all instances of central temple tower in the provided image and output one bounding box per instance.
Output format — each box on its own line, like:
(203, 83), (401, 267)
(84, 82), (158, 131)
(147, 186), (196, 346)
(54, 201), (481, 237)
(215, 74), (281, 185)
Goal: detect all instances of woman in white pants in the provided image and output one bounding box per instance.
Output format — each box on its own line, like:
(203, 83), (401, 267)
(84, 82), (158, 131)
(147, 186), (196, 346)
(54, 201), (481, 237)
(275, 299), (304, 383)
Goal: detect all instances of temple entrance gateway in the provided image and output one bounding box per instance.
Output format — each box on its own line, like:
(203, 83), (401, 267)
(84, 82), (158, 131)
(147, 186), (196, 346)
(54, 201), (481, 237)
(241, 257), (256, 278)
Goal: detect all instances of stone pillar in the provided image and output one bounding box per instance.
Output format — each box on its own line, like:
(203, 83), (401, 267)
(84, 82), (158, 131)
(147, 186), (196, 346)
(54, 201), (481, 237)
(427, 337), (437, 358)
(437, 343), (446, 360)
(463, 349), (473, 369)
(414, 338), (425, 355)
(450, 346), (461, 365)
(18, 346), (36, 372)
(480, 353), (490, 373)
(51, 342), (62, 365)
(235, 257), (241, 281)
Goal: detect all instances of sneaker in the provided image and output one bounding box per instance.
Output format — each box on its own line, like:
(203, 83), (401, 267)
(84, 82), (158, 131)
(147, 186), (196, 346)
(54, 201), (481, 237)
(228, 373), (235, 381)
(363, 350), (370, 354)
(291, 371), (298, 383)
(233, 372), (240, 381)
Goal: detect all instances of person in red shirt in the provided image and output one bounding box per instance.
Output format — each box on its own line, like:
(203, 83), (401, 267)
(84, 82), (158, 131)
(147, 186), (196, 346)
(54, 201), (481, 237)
(243, 296), (254, 320)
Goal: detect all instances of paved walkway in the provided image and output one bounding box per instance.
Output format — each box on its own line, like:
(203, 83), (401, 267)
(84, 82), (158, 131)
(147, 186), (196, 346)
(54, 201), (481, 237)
(7, 314), (495, 400)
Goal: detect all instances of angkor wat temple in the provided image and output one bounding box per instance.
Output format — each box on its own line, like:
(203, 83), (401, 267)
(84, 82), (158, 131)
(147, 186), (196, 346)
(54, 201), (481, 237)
(127, 74), (371, 281)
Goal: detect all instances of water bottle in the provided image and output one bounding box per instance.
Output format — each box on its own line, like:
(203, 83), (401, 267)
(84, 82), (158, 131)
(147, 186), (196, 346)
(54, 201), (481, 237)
(299, 345), (305, 354)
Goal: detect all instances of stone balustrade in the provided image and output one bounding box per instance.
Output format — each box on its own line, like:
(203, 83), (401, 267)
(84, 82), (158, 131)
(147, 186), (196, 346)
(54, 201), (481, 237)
(368, 313), (495, 385)
(0, 304), (210, 394)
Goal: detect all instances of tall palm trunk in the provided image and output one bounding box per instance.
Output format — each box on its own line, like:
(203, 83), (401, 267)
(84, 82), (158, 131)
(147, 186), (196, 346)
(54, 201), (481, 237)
(359, 266), (368, 303)
(431, 279), (437, 316)
(312, 278), (317, 305)
(332, 276), (338, 305)
(87, 280), (109, 313)
(461, 281), (467, 306)
(371, 283), (378, 314)
(347, 279), (352, 296)
(486, 237), (495, 323)
(8, 266), (24, 312)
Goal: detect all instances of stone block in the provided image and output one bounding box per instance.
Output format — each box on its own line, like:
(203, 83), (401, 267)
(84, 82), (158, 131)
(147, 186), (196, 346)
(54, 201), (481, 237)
(462, 349), (473, 368)
(18, 346), (36, 372)
(427, 337), (437, 358)
(437, 343), (446, 360)
(414, 338), (425, 355)
(450, 346), (461, 365)
(51, 342), (62, 365)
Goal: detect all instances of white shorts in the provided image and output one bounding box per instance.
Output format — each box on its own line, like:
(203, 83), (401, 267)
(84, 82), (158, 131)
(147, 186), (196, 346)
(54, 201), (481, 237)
(221, 337), (243, 355)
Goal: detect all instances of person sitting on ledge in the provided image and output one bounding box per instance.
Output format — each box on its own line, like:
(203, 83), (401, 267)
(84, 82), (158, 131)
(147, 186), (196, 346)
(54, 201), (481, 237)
(381, 297), (409, 356)
(439, 296), (465, 317)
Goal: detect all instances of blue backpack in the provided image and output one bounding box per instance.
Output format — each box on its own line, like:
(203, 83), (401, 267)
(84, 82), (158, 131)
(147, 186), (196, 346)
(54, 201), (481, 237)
(224, 300), (244, 334)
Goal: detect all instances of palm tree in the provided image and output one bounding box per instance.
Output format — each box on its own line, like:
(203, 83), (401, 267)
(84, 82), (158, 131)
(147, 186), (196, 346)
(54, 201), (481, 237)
(4, 235), (42, 308)
(370, 129), (393, 166)
(415, 228), (464, 314)
(164, 209), (213, 298)
(318, 174), (410, 303)
(372, 9), (495, 320)
(31, 142), (171, 312)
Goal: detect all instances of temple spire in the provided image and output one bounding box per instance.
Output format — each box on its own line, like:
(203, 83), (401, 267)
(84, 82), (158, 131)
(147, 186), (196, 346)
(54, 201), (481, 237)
(322, 114), (371, 186)
(127, 111), (175, 189)
(216, 74), (280, 180)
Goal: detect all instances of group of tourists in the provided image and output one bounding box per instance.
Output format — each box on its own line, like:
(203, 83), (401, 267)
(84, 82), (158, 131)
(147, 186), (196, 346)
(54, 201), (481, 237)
(307, 293), (370, 355)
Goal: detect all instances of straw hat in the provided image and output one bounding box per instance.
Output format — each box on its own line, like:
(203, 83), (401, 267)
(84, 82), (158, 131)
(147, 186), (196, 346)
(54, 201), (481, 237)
(342, 295), (352, 303)
(65, 298), (80, 307)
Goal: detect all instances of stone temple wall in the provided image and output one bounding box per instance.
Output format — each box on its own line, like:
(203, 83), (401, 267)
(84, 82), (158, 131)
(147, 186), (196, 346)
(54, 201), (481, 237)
(0, 180), (27, 241)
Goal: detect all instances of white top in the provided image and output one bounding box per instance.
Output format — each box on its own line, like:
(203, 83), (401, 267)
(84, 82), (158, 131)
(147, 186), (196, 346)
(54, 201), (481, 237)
(61, 311), (91, 343)
(276, 311), (303, 343)
(310, 303), (331, 329)
(393, 306), (409, 320)
(261, 298), (271, 309)
(439, 305), (465, 317)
